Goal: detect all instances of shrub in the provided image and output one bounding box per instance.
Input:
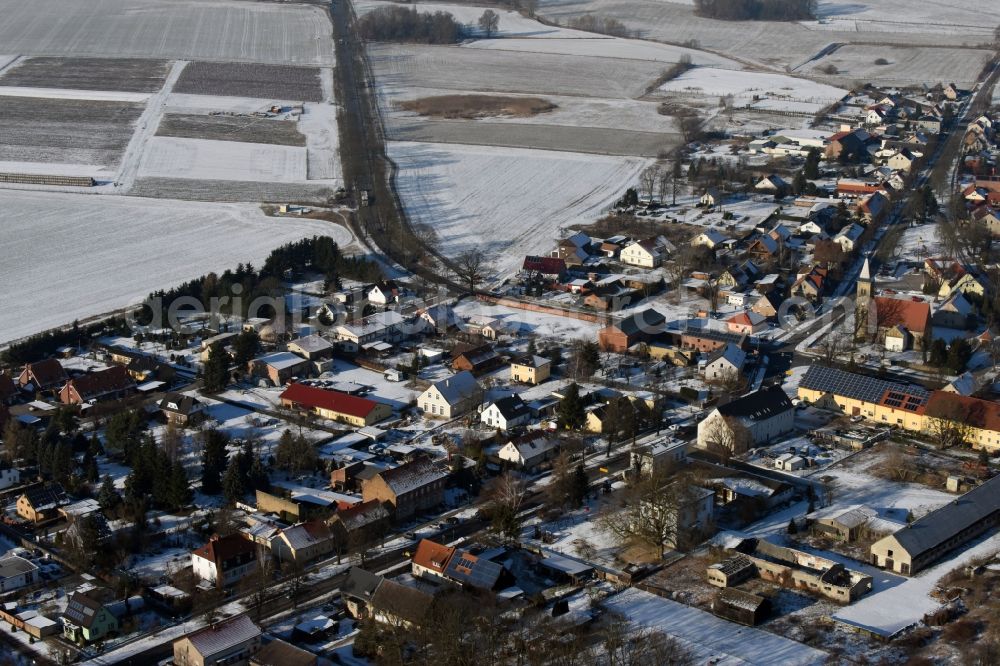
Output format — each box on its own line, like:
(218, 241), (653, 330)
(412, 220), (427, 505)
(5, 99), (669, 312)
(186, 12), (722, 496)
(819, 63), (839, 75)
(943, 619), (979, 643)
(874, 57), (890, 65)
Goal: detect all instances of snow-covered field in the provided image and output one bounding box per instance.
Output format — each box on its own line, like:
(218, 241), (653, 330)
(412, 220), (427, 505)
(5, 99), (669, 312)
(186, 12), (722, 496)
(0, 86), (151, 102)
(802, 45), (994, 88)
(138, 137), (310, 183)
(605, 587), (827, 665)
(464, 35), (738, 67)
(658, 67), (847, 107)
(389, 141), (649, 274)
(0, 190), (352, 344)
(452, 299), (604, 340)
(0, 0), (336, 65)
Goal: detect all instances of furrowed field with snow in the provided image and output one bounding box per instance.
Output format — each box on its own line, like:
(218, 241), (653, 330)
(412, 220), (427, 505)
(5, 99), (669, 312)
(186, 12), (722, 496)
(0, 190), (352, 344)
(0, 0), (335, 65)
(138, 137), (309, 183)
(657, 67), (847, 107)
(389, 141), (649, 274)
(801, 44), (994, 88)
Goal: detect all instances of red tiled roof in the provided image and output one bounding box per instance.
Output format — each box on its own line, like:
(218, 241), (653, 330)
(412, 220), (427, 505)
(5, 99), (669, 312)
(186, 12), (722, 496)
(925, 392), (1000, 432)
(23, 358), (67, 387)
(64, 365), (135, 400)
(412, 538), (455, 574)
(873, 297), (931, 334)
(522, 256), (567, 275)
(280, 382), (383, 419)
(192, 533), (256, 564)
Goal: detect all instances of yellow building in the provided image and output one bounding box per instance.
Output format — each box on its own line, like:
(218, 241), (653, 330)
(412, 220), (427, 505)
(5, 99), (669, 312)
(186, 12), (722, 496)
(510, 355), (552, 385)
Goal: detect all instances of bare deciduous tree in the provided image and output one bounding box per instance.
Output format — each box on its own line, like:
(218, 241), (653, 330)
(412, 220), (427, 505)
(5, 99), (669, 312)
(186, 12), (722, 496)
(453, 249), (491, 295)
(478, 9), (500, 37)
(639, 165), (660, 203)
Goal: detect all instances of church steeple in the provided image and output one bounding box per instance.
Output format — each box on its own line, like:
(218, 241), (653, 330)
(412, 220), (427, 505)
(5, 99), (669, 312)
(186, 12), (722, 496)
(857, 255), (873, 305)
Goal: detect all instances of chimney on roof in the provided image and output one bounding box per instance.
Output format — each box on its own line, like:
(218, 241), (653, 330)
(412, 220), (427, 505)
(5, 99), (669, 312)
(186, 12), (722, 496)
(210, 534), (220, 542)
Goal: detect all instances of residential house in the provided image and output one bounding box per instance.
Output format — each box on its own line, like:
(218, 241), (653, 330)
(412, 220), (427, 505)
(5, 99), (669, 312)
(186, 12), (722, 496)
(480, 394), (532, 431)
(868, 297), (932, 349)
(943, 371), (980, 397)
(825, 128), (871, 160)
(510, 355), (551, 385)
(330, 311), (409, 352)
(630, 438), (687, 477)
(341, 567), (383, 619)
(250, 639), (316, 666)
(172, 614), (262, 666)
(555, 232), (593, 265)
(248, 352), (310, 386)
(678, 327), (749, 353)
(443, 547), (510, 591)
(462, 316), (506, 340)
(797, 365), (931, 432)
(725, 311), (767, 335)
(191, 534), (258, 589)
(523, 255), (568, 278)
(598, 308), (666, 352)
(810, 505), (896, 542)
(279, 383), (391, 426)
(701, 188), (722, 207)
(620, 237), (669, 268)
(751, 291), (783, 319)
(637, 484), (715, 549)
(328, 499), (390, 549)
(451, 343), (503, 375)
(972, 205), (1000, 236)
(272, 521), (336, 565)
(702, 343), (746, 381)
(691, 230), (727, 249)
(871, 474), (1000, 575)
(418, 304), (459, 334)
(63, 592), (118, 644)
(933, 291), (974, 330)
(287, 335), (334, 361)
(17, 359), (67, 393)
(498, 433), (559, 470)
(696, 386), (795, 456)
(418, 371), (482, 419)
(755, 174), (789, 195)
(16, 484), (68, 523)
(886, 148), (919, 173)
(361, 457), (449, 520)
(59, 365), (136, 405)
(367, 281), (400, 306)
(856, 191), (890, 224)
(368, 579), (433, 628)
(159, 392), (205, 426)
(411, 538), (455, 583)
(0, 555), (38, 593)
(833, 223), (865, 253)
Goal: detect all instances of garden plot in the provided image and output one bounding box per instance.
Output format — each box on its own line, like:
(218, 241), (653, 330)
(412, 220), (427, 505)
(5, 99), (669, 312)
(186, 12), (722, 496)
(389, 141), (649, 275)
(137, 137), (308, 183)
(174, 62), (324, 102)
(657, 67), (847, 109)
(156, 114), (306, 147)
(0, 0), (335, 65)
(0, 189), (350, 344)
(128, 178), (338, 204)
(0, 56), (169, 92)
(369, 43), (666, 99)
(0, 95), (143, 170)
(802, 45), (994, 88)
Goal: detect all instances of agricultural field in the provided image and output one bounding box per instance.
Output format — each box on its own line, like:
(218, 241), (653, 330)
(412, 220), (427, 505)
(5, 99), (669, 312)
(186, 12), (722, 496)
(156, 114), (306, 147)
(535, 0), (996, 72)
(137, 137), (308, 183)
(173, 62), (325, 102)
(801, 44), (994, 88)
(388, 141), (649, 274)
(0, 57), (170, 92)
(0, 0), (335, 65)
(0, 95), (142, 170)
(0, 189), (352, 344)
(128, 178), (338, 205)
(656, 67), (847, 109)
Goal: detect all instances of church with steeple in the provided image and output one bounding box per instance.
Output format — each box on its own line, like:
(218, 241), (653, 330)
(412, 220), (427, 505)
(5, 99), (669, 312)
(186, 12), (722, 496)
(855, 255), (874, 339)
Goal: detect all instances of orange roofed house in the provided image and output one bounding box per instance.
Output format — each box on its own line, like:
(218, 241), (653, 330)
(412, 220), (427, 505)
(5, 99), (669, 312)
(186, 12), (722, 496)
(411, 538), (455, 583)
(191, 534), (258, 589)
(18, 358), (67, 393)
(59, 366), (136, 405)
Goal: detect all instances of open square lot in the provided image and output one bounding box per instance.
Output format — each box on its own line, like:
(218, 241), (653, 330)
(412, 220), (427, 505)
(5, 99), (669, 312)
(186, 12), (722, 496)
(156, 114), (307, 147)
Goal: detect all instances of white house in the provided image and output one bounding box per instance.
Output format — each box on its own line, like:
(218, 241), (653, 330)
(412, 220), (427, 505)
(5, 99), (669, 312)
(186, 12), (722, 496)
(621, 237), (669, 268)
(367, 282), (400, 306)
(696, 386), (795, 456)
(0, 467), (20, 491)
(755, 174), (789, 193)
(702, 343), (746, 380)
(630, 439), (687, 477)
(833, 223), (865, 253)
(331, 311), (409, 351)
(692, 230), (727, 249)
(481, 394), (532, 431)
(190, 534), (257, 589)
(0, 555), (38, 593)
(497, 434), (559, 470)
(419, 371), (482, 419)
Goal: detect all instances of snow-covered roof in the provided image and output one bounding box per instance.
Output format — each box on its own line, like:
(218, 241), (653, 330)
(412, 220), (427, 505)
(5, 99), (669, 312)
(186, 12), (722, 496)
(255, 351), (306, 371)
(429, 371), (480, 406)
(185, 614), (261, 658)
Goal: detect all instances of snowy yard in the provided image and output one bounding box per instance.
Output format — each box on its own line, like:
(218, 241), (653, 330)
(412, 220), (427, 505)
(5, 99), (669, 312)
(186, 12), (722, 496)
(0, 189), (351, 343)
(389, 141), (649, 274)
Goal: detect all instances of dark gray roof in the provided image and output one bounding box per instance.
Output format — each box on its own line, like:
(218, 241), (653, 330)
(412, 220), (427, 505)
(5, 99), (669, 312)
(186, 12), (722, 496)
(615, 308), (666, 337)
(799, 365), (929, 406)
(890, 474), (1000, 559)
(443, 550), (505, 590)
(341, 567), (382, 602)
(64, 592), (109, 629)
(368, 579), (433, 625)
(490, 395), (530, 420)
(717, 386), (793, 422)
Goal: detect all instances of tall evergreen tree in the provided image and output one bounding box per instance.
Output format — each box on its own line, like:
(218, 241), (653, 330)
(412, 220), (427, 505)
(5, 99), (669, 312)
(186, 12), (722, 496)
(223, 456), (246, 506)
(200, 429), (229, 495)
(202, 342), (231, 394)
(558, 383), (586, 430)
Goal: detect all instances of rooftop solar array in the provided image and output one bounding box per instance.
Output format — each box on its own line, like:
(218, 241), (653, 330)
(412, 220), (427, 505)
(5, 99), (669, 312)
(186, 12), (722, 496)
(800, 365), (928, 406)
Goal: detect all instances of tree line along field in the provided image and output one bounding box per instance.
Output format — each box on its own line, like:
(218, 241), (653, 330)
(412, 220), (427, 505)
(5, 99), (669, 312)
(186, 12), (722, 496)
(156, 114), (307, 147)
(0, 57), (170, 92)
(0, 96), (142, 168)
(173, 62), (325, 102)
(0, 0), (336, 65)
